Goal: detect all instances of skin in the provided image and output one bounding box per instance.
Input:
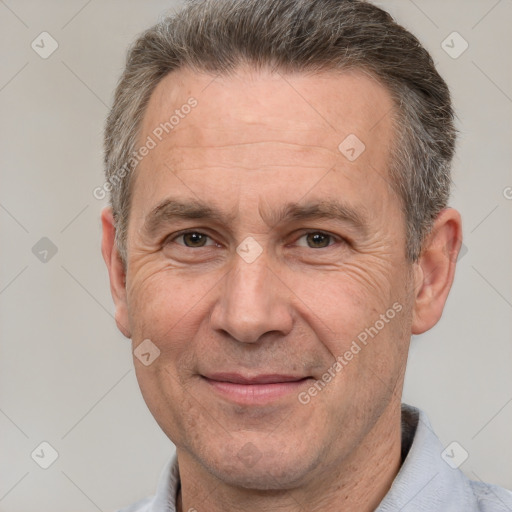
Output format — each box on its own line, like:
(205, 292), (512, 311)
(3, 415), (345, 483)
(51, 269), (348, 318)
(102, 67), (462, 512)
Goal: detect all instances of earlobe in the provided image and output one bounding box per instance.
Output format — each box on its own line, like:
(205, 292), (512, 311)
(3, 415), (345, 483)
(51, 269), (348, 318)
(411, 208), (463, 335)
(101, 207), (132, 339)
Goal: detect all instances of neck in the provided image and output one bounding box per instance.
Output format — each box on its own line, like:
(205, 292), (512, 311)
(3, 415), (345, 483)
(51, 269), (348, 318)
(176, 403), (403, 512)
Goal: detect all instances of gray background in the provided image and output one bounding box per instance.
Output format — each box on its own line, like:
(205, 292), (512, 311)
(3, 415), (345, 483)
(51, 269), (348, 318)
(0, 1), (511, 511)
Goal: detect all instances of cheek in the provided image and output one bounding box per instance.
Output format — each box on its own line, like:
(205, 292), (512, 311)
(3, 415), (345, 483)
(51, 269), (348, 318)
(296, 260), (411, 378)
(127, 267), (209, 439)
(126, 264), (215, 343)
(293, 261), (400, 335)
(133, 361), (195, 449)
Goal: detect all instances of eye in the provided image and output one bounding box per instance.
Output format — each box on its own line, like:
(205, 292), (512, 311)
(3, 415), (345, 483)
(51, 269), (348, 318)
(168, 231), (218, 248)
(295, 231), (340, 249)
(165, 230), (344, 251)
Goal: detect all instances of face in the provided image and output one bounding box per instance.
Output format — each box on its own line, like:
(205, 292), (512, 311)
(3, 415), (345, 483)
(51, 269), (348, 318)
(114, 67), (418, 489)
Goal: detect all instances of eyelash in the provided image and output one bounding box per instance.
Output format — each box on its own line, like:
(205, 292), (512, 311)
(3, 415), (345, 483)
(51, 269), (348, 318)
(166, 230), (344, 249)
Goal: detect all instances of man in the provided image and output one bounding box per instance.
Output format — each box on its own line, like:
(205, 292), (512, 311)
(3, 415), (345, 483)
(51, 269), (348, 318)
(101, 0), (512, 510)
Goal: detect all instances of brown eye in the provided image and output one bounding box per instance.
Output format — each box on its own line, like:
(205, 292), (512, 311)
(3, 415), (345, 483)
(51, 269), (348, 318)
(296, 231), (337, 249)
(182, 232), (208, 247)
(170, 231), (213, 248)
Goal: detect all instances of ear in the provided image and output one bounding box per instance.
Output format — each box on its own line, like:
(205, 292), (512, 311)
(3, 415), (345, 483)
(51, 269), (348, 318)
(101, 207), (132, 338)
(411, 208), (463, 335)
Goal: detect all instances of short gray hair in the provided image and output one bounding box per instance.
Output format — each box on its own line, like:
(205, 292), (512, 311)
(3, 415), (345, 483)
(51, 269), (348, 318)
(104, 0), (456, 264)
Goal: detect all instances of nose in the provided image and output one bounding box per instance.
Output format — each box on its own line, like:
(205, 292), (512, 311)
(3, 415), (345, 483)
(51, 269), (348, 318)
(209, 249), (294, 344)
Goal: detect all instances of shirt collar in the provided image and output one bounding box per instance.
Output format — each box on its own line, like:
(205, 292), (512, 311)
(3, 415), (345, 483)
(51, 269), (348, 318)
(376, 403), (476, 511)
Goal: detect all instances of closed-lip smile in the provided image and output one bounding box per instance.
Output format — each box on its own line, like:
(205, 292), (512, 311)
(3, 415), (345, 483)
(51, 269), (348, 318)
(201, 373), (312, 404)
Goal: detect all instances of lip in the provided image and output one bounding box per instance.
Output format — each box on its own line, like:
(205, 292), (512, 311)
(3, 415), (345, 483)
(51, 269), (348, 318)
(201, 373), (312, 405)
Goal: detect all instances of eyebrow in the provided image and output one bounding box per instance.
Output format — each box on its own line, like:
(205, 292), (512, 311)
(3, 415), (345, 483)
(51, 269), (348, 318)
(264, 200), (369, 234)
(143, 198), (238, 238)
(142, 197), (369, 238)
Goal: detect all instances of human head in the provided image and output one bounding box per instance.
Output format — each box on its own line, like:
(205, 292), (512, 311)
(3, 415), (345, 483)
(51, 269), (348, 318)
(104, 0), (456, 265)
(101, 0), (462, 505)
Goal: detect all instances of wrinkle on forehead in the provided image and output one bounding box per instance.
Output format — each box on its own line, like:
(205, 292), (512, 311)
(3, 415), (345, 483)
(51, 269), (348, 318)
(152, 141), (339, 177)
(138, 66), (395, 155)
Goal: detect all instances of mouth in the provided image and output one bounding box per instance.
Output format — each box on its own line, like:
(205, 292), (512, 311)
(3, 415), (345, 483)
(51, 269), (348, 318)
(201, 373), (313, 404)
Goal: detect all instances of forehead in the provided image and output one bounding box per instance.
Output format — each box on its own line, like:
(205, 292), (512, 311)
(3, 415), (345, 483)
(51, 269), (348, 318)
(133, 66), (398, 223)
(141, 65), (395, 151)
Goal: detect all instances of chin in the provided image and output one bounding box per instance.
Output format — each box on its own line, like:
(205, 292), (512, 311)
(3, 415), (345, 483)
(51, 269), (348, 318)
(211, 462), (312, 491)
(197, 440), (321, 491)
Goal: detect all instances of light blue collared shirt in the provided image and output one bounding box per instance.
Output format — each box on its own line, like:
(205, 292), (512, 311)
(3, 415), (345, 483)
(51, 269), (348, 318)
(117, 403), (512, 511)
